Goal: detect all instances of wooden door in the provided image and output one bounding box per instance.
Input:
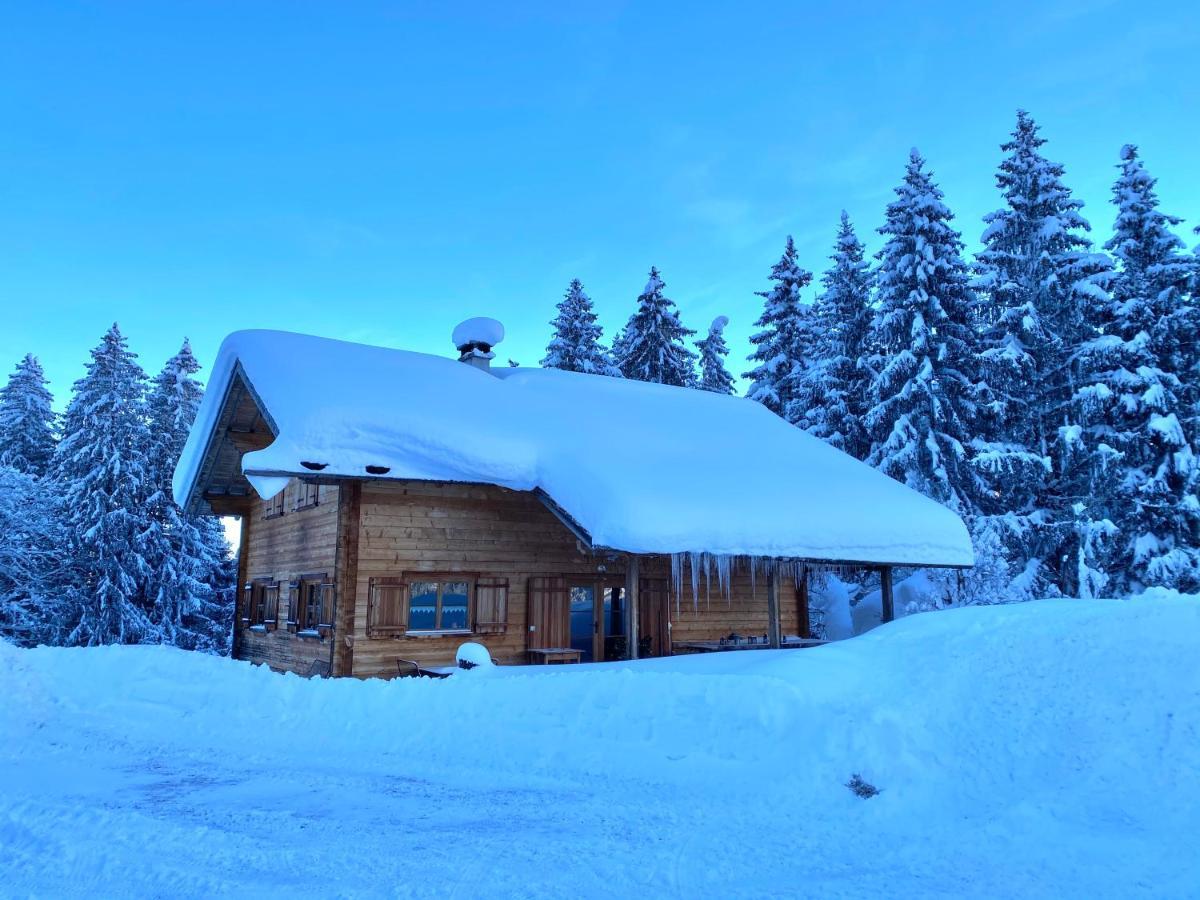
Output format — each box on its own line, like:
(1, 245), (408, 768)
(527, 576), (568, 650)
(638, 577), (670, 657)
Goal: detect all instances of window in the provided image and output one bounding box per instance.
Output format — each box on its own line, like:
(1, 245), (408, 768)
(473, 578), (509, 634)
(287, 574), (334, 636)
(294, 482), (320, 511)
(410, 579), (470, 632)
(263, 489), (285, 519)
(248, 579), (279, 630)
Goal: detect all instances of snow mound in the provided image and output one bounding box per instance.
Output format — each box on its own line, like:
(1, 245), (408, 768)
(174, 330), (973, 565)
(452, 317), (505, 349)
(2, 597), (1198, 896)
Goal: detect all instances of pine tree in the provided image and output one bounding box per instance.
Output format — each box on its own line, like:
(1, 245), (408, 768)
(616, 267), (697, 386)
(796, 213), (874, 459)
(1081, 145), (1199, 591)
(51, 324), (156, 645)
(0, 354), (57, 476)
(143, 340), (235, 653)
(542, 279), (620, 376)
(971, 111), (1116, 596)
(695, 316), (735, 395)
(744, 236), (814, 419)
(866, 150), (981, 516)
(0, 465), (69, 645)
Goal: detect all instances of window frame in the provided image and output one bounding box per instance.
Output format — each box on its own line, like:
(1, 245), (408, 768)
(248, 578), (280, 631)
(403, 572), (477, 636)
(286, 572), (333, 637)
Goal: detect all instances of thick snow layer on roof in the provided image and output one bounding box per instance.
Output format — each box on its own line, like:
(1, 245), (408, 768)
(175, 330), (973, 565)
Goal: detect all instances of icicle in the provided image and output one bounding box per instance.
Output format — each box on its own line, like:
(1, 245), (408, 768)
(688, 551), (701, 612)
(670, 552), (683, 615)
(714, 553), (732, 605)
(704, 553), (712, 610)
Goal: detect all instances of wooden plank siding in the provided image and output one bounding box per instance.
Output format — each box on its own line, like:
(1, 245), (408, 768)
(236, 477), (807, 676)
(236, 479), (341, 674)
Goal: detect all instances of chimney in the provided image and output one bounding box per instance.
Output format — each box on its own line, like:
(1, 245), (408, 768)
(452, 317), (505, 374)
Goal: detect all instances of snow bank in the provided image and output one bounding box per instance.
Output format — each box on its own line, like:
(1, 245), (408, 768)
(2, 597), (1198, 896)
(174, 330), (973, 565)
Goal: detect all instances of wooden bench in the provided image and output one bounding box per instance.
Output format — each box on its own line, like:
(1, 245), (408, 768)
(526, 647), (583, 665)
(396, 658), (454, 679)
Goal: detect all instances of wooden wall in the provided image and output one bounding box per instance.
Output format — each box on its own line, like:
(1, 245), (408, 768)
(236, 479), (341, 674)
(349, 481), (609, 675)
(237, 477), (807, 676)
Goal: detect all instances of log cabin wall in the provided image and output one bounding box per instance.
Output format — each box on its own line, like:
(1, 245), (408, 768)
(349, 480), (617, 675)
(238, 477), (806, 676)
(666, 563), (802, 644)
(237, 479), (341, 673)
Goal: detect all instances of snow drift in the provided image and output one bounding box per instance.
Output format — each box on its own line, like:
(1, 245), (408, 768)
(173, 330), (973, 565)
(2, 596), (1198, 897)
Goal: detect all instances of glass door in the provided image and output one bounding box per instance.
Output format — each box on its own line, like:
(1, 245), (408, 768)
(602, 586), (627, 661)
(569, 585), (597, 661)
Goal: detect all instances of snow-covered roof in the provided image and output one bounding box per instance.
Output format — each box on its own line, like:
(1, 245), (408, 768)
(175, 330), (973, 566)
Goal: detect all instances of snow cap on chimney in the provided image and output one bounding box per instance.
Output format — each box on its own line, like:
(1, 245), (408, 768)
(453, 317), (505, 372)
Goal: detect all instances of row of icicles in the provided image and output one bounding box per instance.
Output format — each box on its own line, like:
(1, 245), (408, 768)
(666, 552), (861, 613)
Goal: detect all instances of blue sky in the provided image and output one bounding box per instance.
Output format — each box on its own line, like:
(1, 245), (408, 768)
(1, 0), (1197, 402)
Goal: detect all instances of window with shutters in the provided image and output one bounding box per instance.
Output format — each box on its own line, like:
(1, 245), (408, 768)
(262, 489), (285, 519)
(291, 573), (333, 636)
(248, 579), (280, 630)
(473, 577), (509, 634)
(294, 481), (320, 511)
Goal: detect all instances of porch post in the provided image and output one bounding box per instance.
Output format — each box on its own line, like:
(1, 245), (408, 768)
(766, 561), (782, 648)
(880, 566), (895, 624)
(233, 510), (251, 659)
(797, 564), (811, 639)
(625, 555), (640, 660)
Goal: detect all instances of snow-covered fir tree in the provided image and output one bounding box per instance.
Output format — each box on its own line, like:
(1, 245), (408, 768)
(143, 340), (235, 653)
(0, 354), (57, 476)
(796, 213), (874, 459)
(1079, 145), (1199, 592)
(866, 150), (982, 516)
(971, 111), (1117, 597)
(0, 465), (69, 645)
(695, 316), (735, 394)
(51, 324), (156, 646)
(616, 267), (697, 386)
(542, 279), (620, 376)
(744, 236), (815, 419)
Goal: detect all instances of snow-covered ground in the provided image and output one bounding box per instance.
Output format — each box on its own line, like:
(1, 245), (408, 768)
(3, 596), (1198, 898)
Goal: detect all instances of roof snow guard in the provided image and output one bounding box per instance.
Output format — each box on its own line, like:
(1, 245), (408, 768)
(175, 330), (973, 567)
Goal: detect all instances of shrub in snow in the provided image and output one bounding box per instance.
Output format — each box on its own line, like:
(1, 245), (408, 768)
(846, 774), (880, 799)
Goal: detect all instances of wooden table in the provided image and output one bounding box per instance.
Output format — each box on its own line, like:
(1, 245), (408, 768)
(527, 647), (584, 665)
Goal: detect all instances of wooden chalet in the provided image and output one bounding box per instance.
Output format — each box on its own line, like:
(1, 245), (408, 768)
(174, 325), (973, 677)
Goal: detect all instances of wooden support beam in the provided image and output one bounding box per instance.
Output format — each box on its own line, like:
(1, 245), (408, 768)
(797, 564), (811, 639)
(767, 561), (782, 648)
(232, 512), (251, 660)
(331, 482), (362, 677)
(625, 555), (640, 660)
(880, 566), (895, 624)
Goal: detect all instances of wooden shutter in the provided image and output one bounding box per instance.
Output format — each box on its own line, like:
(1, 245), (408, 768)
(474, 577), (509, 634)
(264, 583), (280, 630)
(367, 577), (409, 638)
(285, 581), (300, 632)
(638, 577), (670, 657)
(317, 583), (336, 635)
(241, 584), (252, 625)
(526, 576), (567, 650)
